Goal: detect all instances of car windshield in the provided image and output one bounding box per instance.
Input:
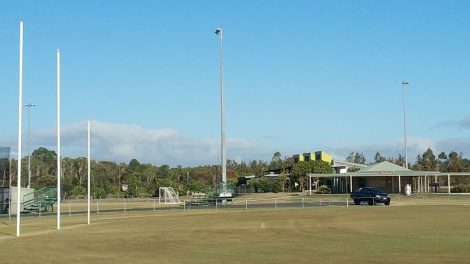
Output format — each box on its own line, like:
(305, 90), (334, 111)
(356, 187), (384, 193)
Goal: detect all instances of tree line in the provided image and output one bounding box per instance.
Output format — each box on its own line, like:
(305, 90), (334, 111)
(4, 147), (470, 197)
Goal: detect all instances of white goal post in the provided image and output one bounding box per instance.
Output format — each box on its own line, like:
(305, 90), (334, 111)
(158, 187), (181, 204)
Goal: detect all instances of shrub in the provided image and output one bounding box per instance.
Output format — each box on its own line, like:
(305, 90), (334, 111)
(452, 183), (470, 193)
(69, 185), (86, 198)
(249, 177), (283, 193)
(315, 185), (331, 194)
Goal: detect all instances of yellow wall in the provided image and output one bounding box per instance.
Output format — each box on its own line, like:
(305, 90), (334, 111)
(293, 151), (333, 164)
(293, 154), (304, 162)
(316, 151), (333, 164)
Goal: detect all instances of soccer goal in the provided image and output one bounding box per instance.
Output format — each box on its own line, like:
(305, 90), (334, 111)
(158, 187), (181, 204)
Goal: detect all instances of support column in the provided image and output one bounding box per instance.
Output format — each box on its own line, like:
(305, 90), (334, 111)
(398, 175), (401, 194)
(447, 174), (451, 194)
(418, 176), (421, 193)
(425, 175), (427, 193)
(349, 175), (353, 193)
(309, 176), (311, 196)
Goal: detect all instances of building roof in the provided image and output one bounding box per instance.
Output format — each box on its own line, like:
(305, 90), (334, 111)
(357, 161), (411, 173)
(332, 160), (368, 168)
(307, 161), (451, 178)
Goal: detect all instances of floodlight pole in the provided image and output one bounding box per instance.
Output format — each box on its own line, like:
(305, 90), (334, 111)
(16, 21), (24, 237)
(215, 27), (227, 191)
(57, 48), (61, 230)
(9, 154), (12, 220)
(23, 103), (36, 188)
(402, 81), (409, 168)
(87, 121), (91, 225)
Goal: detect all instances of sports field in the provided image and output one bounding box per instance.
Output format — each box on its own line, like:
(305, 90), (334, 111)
(1, 202), (470, 264)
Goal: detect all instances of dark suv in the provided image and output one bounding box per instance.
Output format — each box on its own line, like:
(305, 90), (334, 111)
(350, 187), (391, 206)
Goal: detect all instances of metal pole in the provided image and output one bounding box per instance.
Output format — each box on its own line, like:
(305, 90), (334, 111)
(402, 81), (409, 168)
(8, 157), (12, 221)
(245, 199), (247, 211)
(24, 103), (35, 189)
(57, 48), (61, 230)
(274, 199), (277, 209)
(16, 21), (24, 237)
(87, 121), (91, 225)
(23, 104), (36, 189)
(215, 28), (226, 191)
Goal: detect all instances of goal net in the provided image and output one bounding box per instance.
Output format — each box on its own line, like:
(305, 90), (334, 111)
(158, 187), (181, 204)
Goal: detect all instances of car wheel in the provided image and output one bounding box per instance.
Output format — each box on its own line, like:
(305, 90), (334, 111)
(385, 201), (390, 206)
(354, 199), (360, 205)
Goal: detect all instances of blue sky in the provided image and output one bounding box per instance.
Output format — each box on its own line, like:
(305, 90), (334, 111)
(1, 0), (470, 166)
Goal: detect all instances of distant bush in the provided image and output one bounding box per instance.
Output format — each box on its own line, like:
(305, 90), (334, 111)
(69, 186), (86, 197)
(315, 185), (331, 194)
(249, 177), (283, 193)
(452, 183), (470, 193)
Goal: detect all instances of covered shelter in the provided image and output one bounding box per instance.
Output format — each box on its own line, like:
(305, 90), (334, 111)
(308, 161), (470, 194)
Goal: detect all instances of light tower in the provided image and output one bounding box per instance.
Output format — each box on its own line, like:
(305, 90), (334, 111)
(215, 27), (227, 194)
(402, 81), (409, 168)
(23, 103), (36, 188)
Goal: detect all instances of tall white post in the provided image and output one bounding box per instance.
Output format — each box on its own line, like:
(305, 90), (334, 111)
(57, 49), (61, 230)
(215, 28), (226, 191)
(24, 103), (35, 189)
(402, 81), (409, 168)
(9, 157), (12, 220)
(87, 121), (91, 225)
(16, 21), (24, 237)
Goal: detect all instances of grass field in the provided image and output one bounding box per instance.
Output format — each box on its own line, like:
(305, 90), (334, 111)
(1, 202), (470, 264)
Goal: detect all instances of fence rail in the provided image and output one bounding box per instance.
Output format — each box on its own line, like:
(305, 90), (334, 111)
(2, 193), (470, 218)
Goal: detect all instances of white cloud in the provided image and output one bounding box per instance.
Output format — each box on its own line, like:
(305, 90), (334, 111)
(436, 115), (470, 129)
(0, 121), (268, 166)
(1, 121), (468, 166)
(325, 136), (436, 163)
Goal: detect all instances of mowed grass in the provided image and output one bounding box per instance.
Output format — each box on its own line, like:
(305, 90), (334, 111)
(1, 206), (470, 264)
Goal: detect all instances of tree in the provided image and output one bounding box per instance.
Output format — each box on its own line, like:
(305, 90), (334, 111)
(291, 160), (332, 191)
(413, 148), (437, 171)
(269, 151), (282, 171)
(447, 151), (463, 172)
(437, 152), (448, 172)
(32, 147), (57, 164)
(374, 151), (386, 164)
(128, 159), (142, 172)
(346, 152), (366, 164)
(394, 154), (405, 167)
